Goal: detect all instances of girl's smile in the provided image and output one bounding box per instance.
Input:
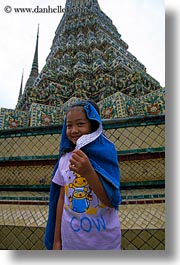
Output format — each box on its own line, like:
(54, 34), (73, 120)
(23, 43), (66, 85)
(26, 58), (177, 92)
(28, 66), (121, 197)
(66, 107), (92, 145)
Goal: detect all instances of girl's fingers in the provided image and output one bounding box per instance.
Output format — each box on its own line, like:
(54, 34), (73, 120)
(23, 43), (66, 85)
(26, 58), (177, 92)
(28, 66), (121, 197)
(73, 149), (87, 158)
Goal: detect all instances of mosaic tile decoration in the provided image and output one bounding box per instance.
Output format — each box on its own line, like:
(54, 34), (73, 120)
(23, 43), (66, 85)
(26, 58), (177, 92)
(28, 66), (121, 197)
(61, 97), (82, 113)
(98, 91), (143, 118)
(97, 88), (165, 119)
(0, 115), (4, 129)
(0, 108), (27, 129)
(0, 86), (165, 129)
(137, 87), (165, 116)
(29, 103), (60, 127)
(21, 0), (163, 112)
(0, 108), (14, 116)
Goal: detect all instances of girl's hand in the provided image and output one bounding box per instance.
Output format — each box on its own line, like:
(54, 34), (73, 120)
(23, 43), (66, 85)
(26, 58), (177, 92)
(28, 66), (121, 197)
(69, 150), (94, 177)
(69, 150), (113, 208)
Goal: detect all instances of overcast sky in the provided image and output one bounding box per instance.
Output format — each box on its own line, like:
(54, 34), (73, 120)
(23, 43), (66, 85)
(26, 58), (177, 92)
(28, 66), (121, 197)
(0, 0), (165, 109)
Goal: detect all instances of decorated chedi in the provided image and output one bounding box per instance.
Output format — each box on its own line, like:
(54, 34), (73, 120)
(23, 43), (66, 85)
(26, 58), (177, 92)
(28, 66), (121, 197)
(0, 0), (165, 129)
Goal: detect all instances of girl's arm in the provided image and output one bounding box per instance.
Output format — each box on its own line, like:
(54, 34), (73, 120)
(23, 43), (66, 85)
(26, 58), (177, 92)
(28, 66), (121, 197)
(53, 186), (65, 250)
(69, 150), (113, 208)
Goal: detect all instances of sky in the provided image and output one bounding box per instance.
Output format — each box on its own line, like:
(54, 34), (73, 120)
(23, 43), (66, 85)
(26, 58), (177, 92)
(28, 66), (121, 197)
(0, 0), (165, 109)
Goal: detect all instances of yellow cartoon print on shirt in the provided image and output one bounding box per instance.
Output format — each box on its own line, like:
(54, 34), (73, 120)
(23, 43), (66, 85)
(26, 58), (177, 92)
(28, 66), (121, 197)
(69, 172), (92, 213)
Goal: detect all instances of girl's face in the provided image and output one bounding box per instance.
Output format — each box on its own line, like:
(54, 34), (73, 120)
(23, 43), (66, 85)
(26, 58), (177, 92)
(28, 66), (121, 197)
(66, 107), (92, 145)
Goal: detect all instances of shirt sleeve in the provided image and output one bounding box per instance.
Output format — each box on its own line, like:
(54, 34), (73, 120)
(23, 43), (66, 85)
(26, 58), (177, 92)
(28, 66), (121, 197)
(52, 158), (65, 186)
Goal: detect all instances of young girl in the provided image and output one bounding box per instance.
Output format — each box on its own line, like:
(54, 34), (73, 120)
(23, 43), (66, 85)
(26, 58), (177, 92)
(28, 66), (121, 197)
(46, 100), (121, 250)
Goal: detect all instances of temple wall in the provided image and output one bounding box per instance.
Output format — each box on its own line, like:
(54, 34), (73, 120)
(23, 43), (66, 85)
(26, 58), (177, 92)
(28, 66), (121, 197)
(0, 225), (165, 250)
(0, 158), (165, 187)
(0, 115), (165, 250)
(0, 116), (165, 187)
(0, 116), (165, 159)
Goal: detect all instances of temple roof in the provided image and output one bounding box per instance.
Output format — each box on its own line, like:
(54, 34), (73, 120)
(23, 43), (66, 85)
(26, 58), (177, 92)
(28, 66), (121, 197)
(16, 0), (161, 111)
(0, 0), (165, 130)
(65, 0), (100, 10)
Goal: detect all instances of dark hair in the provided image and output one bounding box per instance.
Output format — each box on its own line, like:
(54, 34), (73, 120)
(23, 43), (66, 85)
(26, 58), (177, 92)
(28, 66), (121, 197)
(66, 99), (100, 113)
(66, 99), (100, 132)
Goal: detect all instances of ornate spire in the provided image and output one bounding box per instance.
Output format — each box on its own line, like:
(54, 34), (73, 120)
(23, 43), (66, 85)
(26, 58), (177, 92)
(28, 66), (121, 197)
(30, 24), (39, 77)
(18, 69), (24, 101)
(25, 25), (39, 88)
(65, 0), (100, 12)
(15, 26), (39, 110)
(15, 70), (24, 109)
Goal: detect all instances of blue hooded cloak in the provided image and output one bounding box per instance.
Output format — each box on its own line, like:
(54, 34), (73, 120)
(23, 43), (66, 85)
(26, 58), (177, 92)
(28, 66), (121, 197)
(44, 101), (121, 249)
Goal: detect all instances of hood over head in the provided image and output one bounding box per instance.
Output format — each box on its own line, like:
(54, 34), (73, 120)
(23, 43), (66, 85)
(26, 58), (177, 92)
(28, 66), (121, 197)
(59, 100), (102, 156)
(59, 100), (121, 208)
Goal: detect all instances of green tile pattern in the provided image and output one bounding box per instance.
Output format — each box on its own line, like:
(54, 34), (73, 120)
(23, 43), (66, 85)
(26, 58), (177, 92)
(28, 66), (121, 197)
(0, 117), (164, 161)
(0, 202), (165, 250)
(121, 229), (165, 250)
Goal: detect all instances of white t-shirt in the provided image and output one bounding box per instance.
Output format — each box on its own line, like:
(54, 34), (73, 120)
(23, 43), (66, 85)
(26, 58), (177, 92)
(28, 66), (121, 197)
(52, 152), (121, 250)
